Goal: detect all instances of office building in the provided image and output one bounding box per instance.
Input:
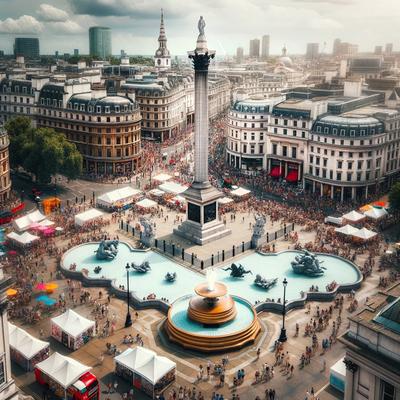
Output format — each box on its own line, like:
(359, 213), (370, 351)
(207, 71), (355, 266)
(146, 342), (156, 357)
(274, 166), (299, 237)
(89, 26), (112, 59)
(374, 45), (383, 55)
(13, 38), (39, 59)
(306, 43), (319, 60)
(385, 43), (393, 55)
(236, 47), (244, 64)
(261, 35), (270, 59)
(249, 39), (260, 59)
(333, 38), (341, 56)
(74, 49), (79, 57)
(340, 282), (400, 400)
(154, 9), (171, 69)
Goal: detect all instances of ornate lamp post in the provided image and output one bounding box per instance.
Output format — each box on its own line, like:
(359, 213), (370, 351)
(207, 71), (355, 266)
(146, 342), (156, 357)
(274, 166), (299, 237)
(124, 263), (132, 328)
(278, 277), (288, 342)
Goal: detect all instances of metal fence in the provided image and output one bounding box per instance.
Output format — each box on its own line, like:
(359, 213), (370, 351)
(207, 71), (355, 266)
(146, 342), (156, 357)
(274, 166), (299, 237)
(120, 220), (295, 269)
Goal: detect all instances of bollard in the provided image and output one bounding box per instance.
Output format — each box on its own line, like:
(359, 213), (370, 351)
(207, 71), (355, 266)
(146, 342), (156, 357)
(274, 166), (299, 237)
(242, 241), (245, 253)
(172, 244), (175, 257)
(292, 222), (295, 230)
(275, 231), (277, 240)
(222, 249), (225, 262)
(182, 249), (184, 260)
(126, 223), (129, 233)
(284, 224), (287, 235)
(132, 227), (135, 236)
(163, 240), (166, 252)
(201, 260), (204, 270)
(266, 232), (269, 243)
(155, 238), (158, 248)
(191, 253), (194, 265)
(211, 254), (214, 266)
(232, 245), (235, 257)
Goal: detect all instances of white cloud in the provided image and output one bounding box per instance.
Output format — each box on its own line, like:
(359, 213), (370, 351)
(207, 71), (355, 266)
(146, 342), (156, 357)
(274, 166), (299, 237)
(0, 15), (43, 34)
(47, 20), (84, 34)
(37, 3), (69, 22)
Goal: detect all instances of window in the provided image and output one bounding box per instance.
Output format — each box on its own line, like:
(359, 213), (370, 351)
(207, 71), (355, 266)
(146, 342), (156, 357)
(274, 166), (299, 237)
(309, 155), (314, 163)
(336, 172), (342, 181)
(272, 144), (277, 155)
(282, 146), (287, 157)
(337, 161), (342, 169)
(283, 129), (287, 135)
(339, 151), (343, 157)
(291, 147), (297, 158)
(348, 162), (353, 169)
(347, 172), (352, 181)
(0, 358), (4, 385)
(302, 121), (306, 128)
(283, 119), (288, 126)
(323, 159), (327, 167)
(259, 144), (264, 153)
(293, 120), (298, 127)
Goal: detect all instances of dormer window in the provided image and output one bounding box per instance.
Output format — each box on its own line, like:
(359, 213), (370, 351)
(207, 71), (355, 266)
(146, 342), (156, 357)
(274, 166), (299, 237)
(105, 106), (110, 113)
(350, 130), (355, 136)
(41, 98), (45, 105)
(15, 86), (19, 93)
(332, 128), (337, 135)
(115, 105), (120, 113)
(74, 103), (78, 110)
(88, 106), (93, 112)
(22, 87), (27, 94)
(53, 99), (57, 106)
(324, 127), (329, 134)
(46, 98), (50, 105)
(316, 126), (321, 133)
(340, 129), (345, 136)
(80, 104), (85, 111)
(96, 106), (101, 113)
(124, 105), (128, 112)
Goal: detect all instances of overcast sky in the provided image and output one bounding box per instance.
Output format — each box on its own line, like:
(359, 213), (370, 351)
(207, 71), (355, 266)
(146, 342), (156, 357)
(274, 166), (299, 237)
(0, 0), (399, 56)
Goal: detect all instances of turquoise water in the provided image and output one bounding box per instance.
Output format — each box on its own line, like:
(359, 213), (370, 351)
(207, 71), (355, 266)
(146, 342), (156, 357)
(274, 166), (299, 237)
(63, 243), (360, 305)
(0, 229), (5, 255)
(169, 296), (255, 336)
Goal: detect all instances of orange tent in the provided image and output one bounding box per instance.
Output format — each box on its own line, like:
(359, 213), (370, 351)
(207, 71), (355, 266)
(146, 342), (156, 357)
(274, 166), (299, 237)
(42, 197), (61, 215)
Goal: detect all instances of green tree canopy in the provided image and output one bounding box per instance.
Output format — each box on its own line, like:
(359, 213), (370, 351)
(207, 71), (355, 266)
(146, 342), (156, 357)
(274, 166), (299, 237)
(5, 117), (82, 183)
(389, 182), (400, 213)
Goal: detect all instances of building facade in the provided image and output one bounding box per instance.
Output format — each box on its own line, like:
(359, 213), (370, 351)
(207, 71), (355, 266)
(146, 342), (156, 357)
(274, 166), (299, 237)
(0, 126), (11, 203)
(154, 10), (171, 70)
(340, 282), (400, 400)
(249, 39), (260, 59)
(89, 27), (112, 60)
(261, 35), (270, 59)
(306, 43), (319, 60)
(236, 47), (244, 64)
(13, 38), (39, 59)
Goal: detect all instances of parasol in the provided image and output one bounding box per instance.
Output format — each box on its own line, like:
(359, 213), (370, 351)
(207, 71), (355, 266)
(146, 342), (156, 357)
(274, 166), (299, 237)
(6, 288), (17, 297)
(36, 295), (57, 306)
(8, 250), (17, 256)
(35, 282), (46, 291)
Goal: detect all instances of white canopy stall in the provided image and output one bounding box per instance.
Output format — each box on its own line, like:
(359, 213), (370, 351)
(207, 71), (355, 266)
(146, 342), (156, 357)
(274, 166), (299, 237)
(352, 227), (378, 241)
(218, 197), (234, 205)
(136, 198), (157, 209)
(158, 182), (188, 195)
(7, 231), (40, 247)
(334, 225), (359, 236)
(231, 187), (251, 198)
(363, 207), (388, 220)
(148, 188), (165, 197)
(74, 209), (104, 227)
(97, 187), (142, 210)
(8, 322), (49, 371)
(34, 352), (92, 399)
(153, 173), (172, 183)
(342, 210), (365, 224)
(51, 309), (95, 350)
(114, 347), (176, 398)
(13, 210), (46, 232)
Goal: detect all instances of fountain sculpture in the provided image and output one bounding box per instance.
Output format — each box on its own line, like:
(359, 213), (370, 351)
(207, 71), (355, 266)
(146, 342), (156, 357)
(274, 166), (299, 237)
(224, 263), (252, 278)
(131, 261), (151, 273)
(254, 275), (278, 290)
(165, 272), (177, 282)
(291, 250), (326, 276)
(95, 240), (119, 260)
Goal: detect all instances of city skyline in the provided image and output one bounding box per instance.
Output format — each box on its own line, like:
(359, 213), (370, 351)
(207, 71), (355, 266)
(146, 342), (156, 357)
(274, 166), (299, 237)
(0, 0), (399, 56)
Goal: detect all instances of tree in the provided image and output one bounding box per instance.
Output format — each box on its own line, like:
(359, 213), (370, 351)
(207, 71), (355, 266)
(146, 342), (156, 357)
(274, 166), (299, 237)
(389, 182), (400, 213)
(5, 117), (82, 183)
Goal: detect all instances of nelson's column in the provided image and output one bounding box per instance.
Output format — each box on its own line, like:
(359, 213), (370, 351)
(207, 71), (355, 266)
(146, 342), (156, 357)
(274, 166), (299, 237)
(174, 17), (231, 245)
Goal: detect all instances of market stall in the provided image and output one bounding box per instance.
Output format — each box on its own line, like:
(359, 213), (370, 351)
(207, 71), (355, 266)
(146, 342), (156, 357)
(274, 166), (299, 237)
(97, 187), (142, 211)
(342, 210), (365, 224)
(74, 209), (104, 227)
(42, 197), (61, 215)
(136, 198), (158, 210)
(35, 352), (97, 400)
(114, 347), (176, 399)
(352, 227), (378, 241)
(7, 231), (40, 247)
(363, 207), (388, 220)
(158, 181), (188, 195)
(148, 188), (165, 198)
(324, 216), (343, 226)
(334, 224), (359, 237)
(231, 187), (251, 199)
(51, 309), (95, 350)
(8, 322), (49, 371)
(13, 210), (46, 232)
(153, 173), (172, 183)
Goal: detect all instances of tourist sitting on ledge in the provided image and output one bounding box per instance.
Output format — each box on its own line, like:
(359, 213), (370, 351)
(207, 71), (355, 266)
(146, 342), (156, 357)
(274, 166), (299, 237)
(69, 263), (77, 271)
(146, 293), (156, 300)
(123, 335), (134, 344)
(326, 281), (337, 292)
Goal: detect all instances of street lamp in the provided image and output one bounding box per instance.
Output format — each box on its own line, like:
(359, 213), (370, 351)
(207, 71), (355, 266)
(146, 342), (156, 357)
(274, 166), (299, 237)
(278, 277), (288, 343)
(124, 263), (132, 328)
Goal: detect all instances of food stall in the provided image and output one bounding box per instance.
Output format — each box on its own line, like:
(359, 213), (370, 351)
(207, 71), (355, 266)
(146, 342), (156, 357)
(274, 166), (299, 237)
(35, 352), (99, 400)
(114, 347), (176, 399)
(51, 309), (95, 350)
(158, 181), (188, 195)
(135, 198), (158, 210)
(7, 231), (40, 248)
(97, 187), (142, 211)
(8, 322), (49, 371)
(13, 210), (46, 232)
(74, 209), (104, 227)
(230, 187), (251, 201)
(42, 197), (61, 214)
(342, 210), (365, 225)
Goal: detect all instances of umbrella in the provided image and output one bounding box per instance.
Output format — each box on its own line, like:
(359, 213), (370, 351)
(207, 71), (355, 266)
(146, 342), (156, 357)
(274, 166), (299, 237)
(35, 282), (46, 291)
(36, 295), (57, 306)
(8, 250), (17, 256)
(6, 288), (17, 297)
(45, 283), (58, 290)
(373, 201), (387, 209)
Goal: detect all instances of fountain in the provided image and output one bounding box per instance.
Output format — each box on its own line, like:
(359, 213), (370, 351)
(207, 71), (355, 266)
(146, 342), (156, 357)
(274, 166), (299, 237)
(165, 268), (260, 352)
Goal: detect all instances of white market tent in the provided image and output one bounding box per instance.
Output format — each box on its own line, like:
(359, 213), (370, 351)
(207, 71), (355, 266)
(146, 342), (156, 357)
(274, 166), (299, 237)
(324, 216), (343, 226)
(352, 227), (378, 241)
(334, 224), (359, 236)
(342, 210), (365, 223)
(8, 322), (49, 370)
(159, 181), (187, 195)
(136, 198), (157, 209)
(13, 210), (46, 232)
(7, 231), (40, 246)
(97, 187), (142, 209)
(171, 195), (186, 204)
(74, 209), (104, 227)
(364, 207), (388, 220)
(35, 352), (91, 389)
(218, 197), (234, 205)
(114, 347), (156, 372)
(153, 173), (172, 183)
(148, 188), (165, 197)
(135, 355), (176, 385)
(231, 187), (251, 197)
(39, 219), (55, 227)
(51, 309), (95, 350)
(51, 309), (95, 339)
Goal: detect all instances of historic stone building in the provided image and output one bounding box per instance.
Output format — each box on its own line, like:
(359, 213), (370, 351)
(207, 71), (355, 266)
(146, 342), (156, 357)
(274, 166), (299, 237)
(36, 81), (141, 175)
(0, 126), (11, 203)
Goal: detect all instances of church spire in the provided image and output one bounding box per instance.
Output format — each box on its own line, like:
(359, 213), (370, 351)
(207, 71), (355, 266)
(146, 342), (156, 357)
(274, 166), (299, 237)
(154, 8), (171, 68)
(158, 8), (167, 48)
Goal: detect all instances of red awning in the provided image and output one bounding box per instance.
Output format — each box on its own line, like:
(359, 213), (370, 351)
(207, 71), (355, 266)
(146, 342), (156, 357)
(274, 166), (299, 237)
(269, 166), (282, 178)
(285, 169), (298, 183)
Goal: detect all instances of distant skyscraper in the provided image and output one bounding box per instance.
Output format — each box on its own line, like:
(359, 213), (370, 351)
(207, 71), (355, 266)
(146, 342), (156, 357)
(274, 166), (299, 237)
(374, 45), (383, 55)
(249, 38), (260, 58)
(55, 50), (59, 58)
(236, 47), (244, 63)
(13, 38), (39, 59)
(120, 49), (127, 58)
(74, 48), (79, 56)
(333, 38), (341, 56)
(385, 43), (393, 55)
(154, 9), (171, 69)
(0, 50), (4, 57)
(89, 26), (112, 59)
(261, 35), (270, 59)
(306, 43), (319, 60)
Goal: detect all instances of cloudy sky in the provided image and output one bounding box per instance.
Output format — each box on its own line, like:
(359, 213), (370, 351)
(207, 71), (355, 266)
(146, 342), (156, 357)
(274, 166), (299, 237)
(0, 0), (398, 56)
